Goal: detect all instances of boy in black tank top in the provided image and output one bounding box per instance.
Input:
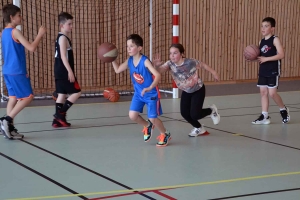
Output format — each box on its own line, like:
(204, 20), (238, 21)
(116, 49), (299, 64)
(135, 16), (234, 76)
(52, 12), (81, 127)
(252, 17), (290, 124)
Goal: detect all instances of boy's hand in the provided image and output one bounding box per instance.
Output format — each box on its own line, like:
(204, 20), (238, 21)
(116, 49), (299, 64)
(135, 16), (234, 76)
(38, 26), (47, 37)
(257, 56), (268, 64)
(68, 71), (75, 82)
(152, 54), (163, 67)
(141, 87), (152, 96)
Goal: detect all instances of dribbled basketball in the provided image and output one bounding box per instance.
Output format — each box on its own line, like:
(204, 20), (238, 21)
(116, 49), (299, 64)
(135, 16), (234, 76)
(108, 91), (120, 102)
(98, 42), (118, 63)
(103, 88), (114, 99)
(244, 44), (260, 61)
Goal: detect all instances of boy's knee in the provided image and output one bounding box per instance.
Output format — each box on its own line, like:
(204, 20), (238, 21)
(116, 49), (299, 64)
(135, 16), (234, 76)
(129, 112), (138, 121)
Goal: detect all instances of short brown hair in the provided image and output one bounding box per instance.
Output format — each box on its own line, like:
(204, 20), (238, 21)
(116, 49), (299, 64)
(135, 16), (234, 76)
(2, 4), (21, 24)
(58, 12), (73, 24)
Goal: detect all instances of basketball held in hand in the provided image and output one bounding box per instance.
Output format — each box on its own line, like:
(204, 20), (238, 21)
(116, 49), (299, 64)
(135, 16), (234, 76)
(98, 42), (118, 63)
(244, 45), (260, 61)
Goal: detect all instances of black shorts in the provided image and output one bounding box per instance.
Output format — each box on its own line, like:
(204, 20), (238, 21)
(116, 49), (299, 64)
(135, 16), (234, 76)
(257, 76), (279, 88)
(55, 79), (81, 94)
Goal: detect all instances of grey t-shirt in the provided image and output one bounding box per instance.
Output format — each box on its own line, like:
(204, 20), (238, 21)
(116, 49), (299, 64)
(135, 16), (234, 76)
(164, 58), (203, 93)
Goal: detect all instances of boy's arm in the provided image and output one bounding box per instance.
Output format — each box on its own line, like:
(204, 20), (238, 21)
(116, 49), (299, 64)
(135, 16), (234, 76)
(59, 36), (75, 82)
(258, 37), (284, 63)
(199, 62), (219, 81)
(13, 26), (46, 52)
(111, 59), (128, 73)
(141, 59), (161, 96)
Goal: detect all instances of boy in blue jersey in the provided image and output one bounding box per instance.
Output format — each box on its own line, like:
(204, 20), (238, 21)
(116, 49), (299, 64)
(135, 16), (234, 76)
(111, 34), (171, 147)
(0, 4), (46, 139)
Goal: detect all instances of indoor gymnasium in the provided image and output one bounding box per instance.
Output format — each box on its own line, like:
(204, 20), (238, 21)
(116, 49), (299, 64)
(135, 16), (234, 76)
(0, 0), (300, 199)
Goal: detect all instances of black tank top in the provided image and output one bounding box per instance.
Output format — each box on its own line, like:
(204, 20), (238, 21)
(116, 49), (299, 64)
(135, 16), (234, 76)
(54, 33), (75, 79)
(259, 35), (280, 77)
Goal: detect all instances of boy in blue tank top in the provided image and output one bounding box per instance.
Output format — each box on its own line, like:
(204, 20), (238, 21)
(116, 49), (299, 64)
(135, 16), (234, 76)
(111, 34), (171, 147)
(0, 4), (46, 139)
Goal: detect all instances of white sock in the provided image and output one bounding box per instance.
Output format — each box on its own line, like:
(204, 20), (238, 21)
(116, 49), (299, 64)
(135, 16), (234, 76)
(262, 112), (268, 119)
(279, 107), (286, 111)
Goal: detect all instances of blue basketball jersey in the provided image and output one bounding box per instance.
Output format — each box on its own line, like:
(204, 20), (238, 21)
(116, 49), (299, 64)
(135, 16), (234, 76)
(128, 55), (158, 98)
(1, 28), (27, 74)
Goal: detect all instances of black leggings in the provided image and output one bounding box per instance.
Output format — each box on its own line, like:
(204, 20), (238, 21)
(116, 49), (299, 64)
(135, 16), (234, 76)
(180, 85), (212, 128)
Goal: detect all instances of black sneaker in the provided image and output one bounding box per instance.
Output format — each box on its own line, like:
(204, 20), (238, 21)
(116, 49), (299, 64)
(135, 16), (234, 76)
(142, 119), (154, 142)
(252, 114), (271, 125)
(9, 124), (24, 139)
(53, 112), (71, 127)
(156, 131), (171, 147)
(52, 118), (71, 128)
(280, 107), (290, 124)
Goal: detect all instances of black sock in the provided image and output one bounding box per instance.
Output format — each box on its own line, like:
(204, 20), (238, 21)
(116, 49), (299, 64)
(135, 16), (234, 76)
(61, 100), (73, 113)
(56, 103), (63, 114)
(5, 116), (13, 123)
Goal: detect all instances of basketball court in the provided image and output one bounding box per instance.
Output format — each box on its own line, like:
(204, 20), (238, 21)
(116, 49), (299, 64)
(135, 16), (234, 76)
(1, 82), (299, 200)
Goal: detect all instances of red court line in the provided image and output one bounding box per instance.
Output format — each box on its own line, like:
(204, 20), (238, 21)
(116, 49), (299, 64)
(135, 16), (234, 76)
(88, 187), (180, 200)
(153, 190), (177, 200)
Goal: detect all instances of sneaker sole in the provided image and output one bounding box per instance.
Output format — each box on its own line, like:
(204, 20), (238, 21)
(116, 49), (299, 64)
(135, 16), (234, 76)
(189, 131), (210, 137)
(251, 121), (271, 125)
(52, 124), (62, 128)
(53, 117), (71, 127)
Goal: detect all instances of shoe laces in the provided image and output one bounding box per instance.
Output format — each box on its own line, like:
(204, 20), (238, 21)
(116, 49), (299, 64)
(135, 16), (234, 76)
(8, 123), (17, 132)
(142, 127), (148, 135)
(156, 133), (166, 142)
(191, 127), (200, 133)
(255, 114), (265, 121)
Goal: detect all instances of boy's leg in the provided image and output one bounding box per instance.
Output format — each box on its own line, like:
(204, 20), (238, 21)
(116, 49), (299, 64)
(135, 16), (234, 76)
(52, 94), (66, 127)
(7, 97), (18, 115)
(1, 74), (33, 139)
(269, 87), (290, 123)
(7, 97), (33, 118)
(146, 99), (171, 147)
(53, 79), (81, 127)
(253, 77), (271, 124)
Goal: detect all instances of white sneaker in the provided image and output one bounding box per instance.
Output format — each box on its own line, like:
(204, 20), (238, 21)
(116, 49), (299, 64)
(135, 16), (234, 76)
(0, 119), (12, 139)
(210, 104), (220, 125)
(10, 126), (24, 139)
(188, 125), (209, 137)
(252, 114), (271, 125)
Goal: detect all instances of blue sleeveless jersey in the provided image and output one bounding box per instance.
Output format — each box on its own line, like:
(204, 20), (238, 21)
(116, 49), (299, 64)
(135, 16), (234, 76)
(128, 55), (158, 98)
(1, 28), (27, 74)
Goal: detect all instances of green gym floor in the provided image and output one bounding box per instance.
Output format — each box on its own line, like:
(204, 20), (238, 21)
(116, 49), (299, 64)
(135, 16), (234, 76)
(0, 81), (299, 200)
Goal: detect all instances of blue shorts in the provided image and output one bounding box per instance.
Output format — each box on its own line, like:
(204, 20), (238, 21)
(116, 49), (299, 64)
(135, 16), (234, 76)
(130, 93), (163, 118)
(4, 74), (33, 99)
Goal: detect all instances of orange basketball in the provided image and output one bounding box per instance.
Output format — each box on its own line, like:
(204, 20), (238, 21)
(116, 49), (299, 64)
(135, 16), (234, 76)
(244, 44), (260, 61)
(103, 88), (114, 99)
(108, 91), (120, 102)
(97, 42), (118, 63)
